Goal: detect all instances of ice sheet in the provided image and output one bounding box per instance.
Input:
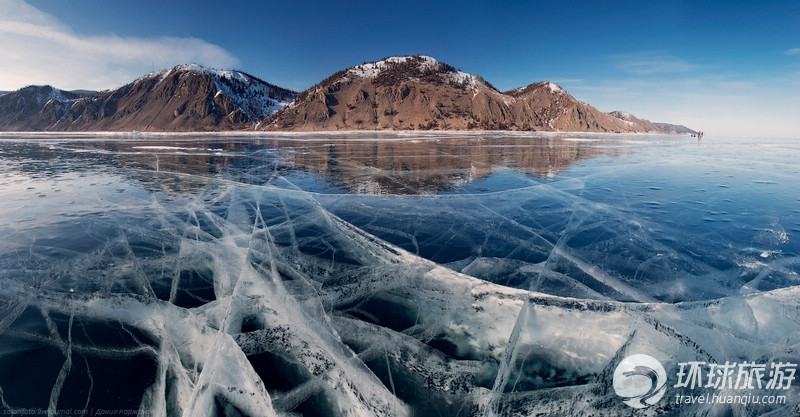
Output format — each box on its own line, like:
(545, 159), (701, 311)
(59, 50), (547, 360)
(0, 134), (798, 416)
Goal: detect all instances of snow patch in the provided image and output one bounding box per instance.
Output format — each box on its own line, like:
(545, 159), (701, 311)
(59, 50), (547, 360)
(347, 56), (482, 92)
(163, 64), (296, 120)
(448, 70), (479, 92)
(545, 82), (564, 94)
(349, 56), (441, 78)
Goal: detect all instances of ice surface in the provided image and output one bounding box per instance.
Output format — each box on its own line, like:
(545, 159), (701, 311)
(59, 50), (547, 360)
(0, 134), (799, 416)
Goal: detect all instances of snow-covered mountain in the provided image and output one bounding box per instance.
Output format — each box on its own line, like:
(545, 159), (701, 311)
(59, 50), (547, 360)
(263, 55), (673, 133)
(0, 65), (297, 132)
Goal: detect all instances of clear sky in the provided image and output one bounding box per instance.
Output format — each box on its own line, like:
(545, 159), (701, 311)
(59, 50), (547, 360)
(1, 0), (798, 137)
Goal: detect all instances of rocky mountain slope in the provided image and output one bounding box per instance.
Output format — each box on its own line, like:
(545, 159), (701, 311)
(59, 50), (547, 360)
(263, 56), (669, 133)
(0, 65), (297, 132)
(1, 57), (693, 133)
(608, 110), (661, 132)
(0, 86), (88, 131)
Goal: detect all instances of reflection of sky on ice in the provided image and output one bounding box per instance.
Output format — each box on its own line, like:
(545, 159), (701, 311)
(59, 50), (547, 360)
(0, 134), (799, 416)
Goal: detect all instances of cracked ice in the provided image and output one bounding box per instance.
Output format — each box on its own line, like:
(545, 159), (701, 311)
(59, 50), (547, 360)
(1, 134), (799, 416)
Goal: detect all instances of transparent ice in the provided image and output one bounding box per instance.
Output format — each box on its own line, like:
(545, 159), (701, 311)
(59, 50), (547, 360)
(0, 134), (799, 416)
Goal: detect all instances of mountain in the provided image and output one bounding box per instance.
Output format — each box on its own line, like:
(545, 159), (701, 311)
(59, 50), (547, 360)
(0, 85), (86, 131)
(608, 110), (661, 132)
(0, 58), (694, 134)
(262, 55), (669, 133)
(0, 64), (297, 132)
(653, 122), (697, 135)
(611, 111), (696, 135)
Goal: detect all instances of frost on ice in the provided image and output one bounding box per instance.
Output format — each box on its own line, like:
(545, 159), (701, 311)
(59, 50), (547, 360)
(0, 135), (799, 416)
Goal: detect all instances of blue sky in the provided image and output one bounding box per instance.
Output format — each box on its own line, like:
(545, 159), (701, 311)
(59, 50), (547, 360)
(2, 0), (799, 137)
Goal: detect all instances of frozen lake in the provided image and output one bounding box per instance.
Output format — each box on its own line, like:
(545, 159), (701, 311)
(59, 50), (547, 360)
(1, 133), (799, 416)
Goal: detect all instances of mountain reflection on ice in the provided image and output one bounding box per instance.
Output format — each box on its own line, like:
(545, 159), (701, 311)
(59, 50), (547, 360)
(0, 134), (799, 416)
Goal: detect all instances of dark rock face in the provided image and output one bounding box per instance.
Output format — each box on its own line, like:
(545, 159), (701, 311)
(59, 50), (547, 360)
(0, 86), (83, 131)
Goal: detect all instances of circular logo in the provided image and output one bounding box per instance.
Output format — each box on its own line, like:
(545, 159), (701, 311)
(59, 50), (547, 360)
(613, 354), (667, 409)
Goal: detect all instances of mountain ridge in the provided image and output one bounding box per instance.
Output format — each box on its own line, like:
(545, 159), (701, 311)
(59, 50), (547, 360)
(262, 55), (687, 133)
(0, 57), (694, 134)
(0, 65), (297, 132)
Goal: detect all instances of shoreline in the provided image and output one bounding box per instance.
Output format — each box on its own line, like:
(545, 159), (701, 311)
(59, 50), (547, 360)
(0, 129), (691, 140)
